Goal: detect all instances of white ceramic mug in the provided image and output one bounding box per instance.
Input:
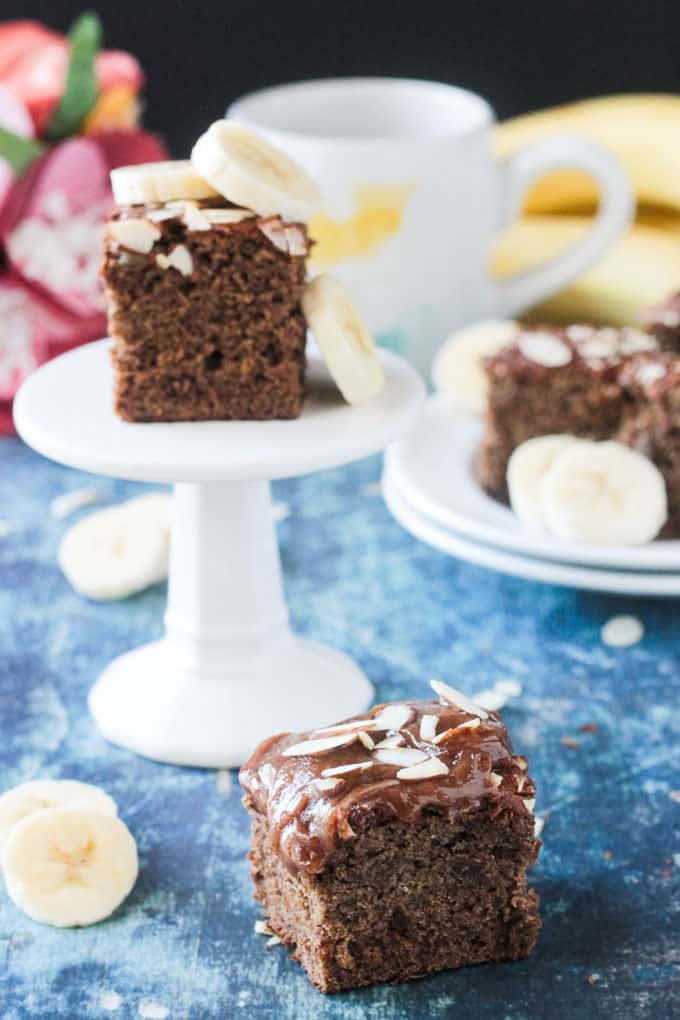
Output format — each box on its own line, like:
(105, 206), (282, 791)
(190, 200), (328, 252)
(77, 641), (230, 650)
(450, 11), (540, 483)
(228, 78), (633, 372)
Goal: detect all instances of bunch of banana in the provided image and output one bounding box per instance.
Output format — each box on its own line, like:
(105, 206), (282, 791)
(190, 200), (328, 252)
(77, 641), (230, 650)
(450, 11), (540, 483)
(493, 94), (680, 324)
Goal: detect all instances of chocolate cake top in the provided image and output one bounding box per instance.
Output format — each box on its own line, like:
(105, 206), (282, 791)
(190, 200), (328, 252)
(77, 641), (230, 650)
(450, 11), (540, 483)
(617, 351), (680, 396)
(107, 198), (309, 261)
(641, 291), (680, 333)
(485, 324), (657, 379)
(239, 680), (535, 874)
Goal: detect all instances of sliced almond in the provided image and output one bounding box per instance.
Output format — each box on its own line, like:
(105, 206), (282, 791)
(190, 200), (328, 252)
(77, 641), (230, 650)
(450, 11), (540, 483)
(515, 755), (529, 771)
(432, 717), (481, 744)
(524, 797), (536, 814)
(372, 704), (414, 731)
(357, 731), (375, 750)
(204, 208), (255, 223)
(282, 733), (357, 757)
(285, 225), (308, 256)
(373, 747), (429, 768)
(254, 920), (274, 935)
(314, 719), (376, 736)
(397, 757), (449, 781)
(430, 680), (488, 720)
(488, 772), (503, 788)
(109, 218), (161, 254)
(146, 208), (177, 223)
(314, 777), (342, 792)
(472, 689), (508, 713)
(182, 202), (211, 231)
(156, 245), (193, 276)
(321, 761), (373, 778)
(259, 218), (289, 252)
(517, 331), (572, 367)
(374, 734), (405, 749)
(419, 714), (438, 741)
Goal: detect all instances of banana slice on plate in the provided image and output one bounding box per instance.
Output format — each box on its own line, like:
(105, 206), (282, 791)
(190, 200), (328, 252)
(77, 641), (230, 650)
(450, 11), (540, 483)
(58, 492), (172, 601)
(432, 319), (518, 413)
(302, 274), (384, 405)
(2, 808), (138, 928)
(0, 780), (117, 860)
(507, 434), (586, 530)
(191, 120), (321, 222)
(110, 160), (218, 204)
(543, 440), (668, 545)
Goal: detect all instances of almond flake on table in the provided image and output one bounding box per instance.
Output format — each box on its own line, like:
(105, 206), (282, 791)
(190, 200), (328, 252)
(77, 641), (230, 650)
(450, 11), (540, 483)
(601, 615), (644, 648)
(50, 487), (98, 519)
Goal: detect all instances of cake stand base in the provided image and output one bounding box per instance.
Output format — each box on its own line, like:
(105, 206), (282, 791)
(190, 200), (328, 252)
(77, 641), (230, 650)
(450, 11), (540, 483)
(89, 635), (372, 767)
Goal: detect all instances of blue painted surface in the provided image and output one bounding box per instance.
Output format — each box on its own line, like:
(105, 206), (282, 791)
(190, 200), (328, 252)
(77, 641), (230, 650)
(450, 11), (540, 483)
(0, 436), (679, 1019)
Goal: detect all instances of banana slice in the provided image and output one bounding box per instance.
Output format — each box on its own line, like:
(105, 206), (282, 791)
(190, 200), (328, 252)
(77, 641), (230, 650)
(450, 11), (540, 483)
(58, 492), (172, 601)
(110, 160), (218, 205)
(543, 441), (667, 545)
(191, 121), (321, 222)
(432, 319), (518, 413)
(301, 274), (384, 404)
(0, 780), (117, 861)
(507, 434), (585, 530)
(2, 808), (138, 928)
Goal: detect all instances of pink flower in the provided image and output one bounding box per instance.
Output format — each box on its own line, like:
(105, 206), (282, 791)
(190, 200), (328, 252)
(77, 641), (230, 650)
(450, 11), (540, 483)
(0, 20), (143, 136)
(0, 127), (167, 432)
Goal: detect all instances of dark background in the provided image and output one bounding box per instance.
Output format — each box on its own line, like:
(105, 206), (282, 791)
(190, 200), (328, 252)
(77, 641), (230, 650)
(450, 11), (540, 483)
(5, 0), (680, 153)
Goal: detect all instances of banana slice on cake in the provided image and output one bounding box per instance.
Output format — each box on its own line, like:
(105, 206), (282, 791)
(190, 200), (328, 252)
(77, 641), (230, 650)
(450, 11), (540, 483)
(58, 492), (172, 601)
(432, 319), (518, 413)
(0, 780), (117, 860)
(191, 120), (321, 222)
(542, 440), (667, 545)
(2, 808), (138, 928)
(110, 160), (219, 204)
(507, 434), (585, 530)
(302, 274), (384, 405)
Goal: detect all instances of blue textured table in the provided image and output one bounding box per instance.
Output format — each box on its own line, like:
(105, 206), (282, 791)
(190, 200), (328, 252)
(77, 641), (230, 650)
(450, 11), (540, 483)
(1, 436), (679, 1020)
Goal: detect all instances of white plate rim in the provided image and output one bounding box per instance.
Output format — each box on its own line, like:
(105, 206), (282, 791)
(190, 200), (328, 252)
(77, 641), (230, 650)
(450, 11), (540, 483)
(382, 467), (680, 597)
(386, 394), (680, 573)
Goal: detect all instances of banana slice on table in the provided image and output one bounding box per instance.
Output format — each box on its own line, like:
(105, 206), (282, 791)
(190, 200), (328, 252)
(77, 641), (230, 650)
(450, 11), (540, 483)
(301, 274), (384, 405)
(2, 808), (138, 928)
(507, 434), (585, 530)
(110, 160), (218, 204)
(0, 780), (117, 860)
(543, 441), (667, 545)
(432, 319), (518, 413)
(58, 492), (172, 601)
(191, 120), (321, 222)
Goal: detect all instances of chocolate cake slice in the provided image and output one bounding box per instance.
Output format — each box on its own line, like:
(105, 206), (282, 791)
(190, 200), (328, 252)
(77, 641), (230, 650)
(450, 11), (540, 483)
(102, 201), (309, 421)
(477, 324), (657, 501)
(239, 681), (540, 993)
(617, 353), (680, 535)
(641, 292), (680, 353)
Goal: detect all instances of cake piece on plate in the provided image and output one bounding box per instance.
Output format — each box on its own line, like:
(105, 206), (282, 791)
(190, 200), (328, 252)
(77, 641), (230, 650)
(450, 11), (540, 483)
(477, 323), (656, 501)
(102, 123), (322, 422)
(617, 352), (680, 535)
(239, 680), (540, 993)
(641, 291), (680, 353)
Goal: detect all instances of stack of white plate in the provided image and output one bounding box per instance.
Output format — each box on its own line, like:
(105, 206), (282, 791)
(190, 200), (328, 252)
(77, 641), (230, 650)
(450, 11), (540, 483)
(382, 395), (680, 596)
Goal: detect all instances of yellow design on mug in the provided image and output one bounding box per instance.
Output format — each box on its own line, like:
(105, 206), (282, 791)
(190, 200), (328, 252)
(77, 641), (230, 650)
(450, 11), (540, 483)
(309, 183), (414, 269)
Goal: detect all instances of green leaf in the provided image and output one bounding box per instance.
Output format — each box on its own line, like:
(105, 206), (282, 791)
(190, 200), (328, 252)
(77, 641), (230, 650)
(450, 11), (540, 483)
(45, 12), (102, 142)
(0, 127), (45, 175)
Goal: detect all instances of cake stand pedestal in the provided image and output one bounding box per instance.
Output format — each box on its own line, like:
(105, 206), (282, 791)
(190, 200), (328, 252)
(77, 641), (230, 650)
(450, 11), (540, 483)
(14, 339), (424, 767)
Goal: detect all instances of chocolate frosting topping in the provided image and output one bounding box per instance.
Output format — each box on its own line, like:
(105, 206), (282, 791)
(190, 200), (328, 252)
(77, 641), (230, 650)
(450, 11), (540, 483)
(239, 684), (535, 875)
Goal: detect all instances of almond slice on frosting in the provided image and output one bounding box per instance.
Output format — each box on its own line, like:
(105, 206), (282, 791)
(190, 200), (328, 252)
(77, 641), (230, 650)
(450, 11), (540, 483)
(397, 757), (449, 781)
(373, 747), (429, 767)
(430, 680), (489, 720)
(372, 704), (414, 731)
(282, 733), (357, 757)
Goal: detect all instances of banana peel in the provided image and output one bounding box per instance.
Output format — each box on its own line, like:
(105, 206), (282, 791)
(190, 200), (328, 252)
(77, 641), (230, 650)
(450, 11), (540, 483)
(495, 94), (680, 214)
(492, 215), (680, 325)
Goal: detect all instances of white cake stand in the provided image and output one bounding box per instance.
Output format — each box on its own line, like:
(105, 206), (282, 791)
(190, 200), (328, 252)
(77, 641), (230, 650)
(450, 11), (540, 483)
(14, 339), (424, 767)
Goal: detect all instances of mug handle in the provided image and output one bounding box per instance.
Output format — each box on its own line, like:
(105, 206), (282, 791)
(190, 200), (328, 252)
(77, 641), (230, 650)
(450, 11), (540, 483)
(492, 134), (634, 316)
